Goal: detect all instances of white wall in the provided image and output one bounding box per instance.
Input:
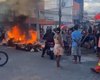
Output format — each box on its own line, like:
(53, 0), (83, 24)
(44, 0), (73, 23)
(44, 0), (73, 9)
(44, 0), (57, 10)
(44, 7), (73, 23)
(44, 11), (72, 22)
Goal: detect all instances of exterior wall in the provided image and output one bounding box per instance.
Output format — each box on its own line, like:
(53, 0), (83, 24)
(73, 1), (80, 19)
(44, 8), (73, 23)
(44, 0), (73, 25)
(44, 0), (57, 10)
(44, 0), (84, 24)
(74, 0), (84, 21)
(0, 0), (84, 26)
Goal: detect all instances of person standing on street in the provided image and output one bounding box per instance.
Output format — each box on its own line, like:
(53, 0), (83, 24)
(95, 24), (100, 57)
(41, 28), (55, 58)
(90, 24), (100, 73)
(54, 28), (63, 67)
(71, 25), (82, 64)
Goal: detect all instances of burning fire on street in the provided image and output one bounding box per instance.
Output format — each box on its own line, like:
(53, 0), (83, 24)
(6, 25), (37, 44)
(3, 25), (42, 52)
(2, 15), (42, 52)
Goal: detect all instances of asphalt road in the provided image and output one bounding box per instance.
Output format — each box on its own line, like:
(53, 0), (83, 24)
(0, 46), (100, 80)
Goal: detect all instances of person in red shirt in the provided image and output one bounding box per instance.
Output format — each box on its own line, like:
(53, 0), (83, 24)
(91, 24), (100, 73)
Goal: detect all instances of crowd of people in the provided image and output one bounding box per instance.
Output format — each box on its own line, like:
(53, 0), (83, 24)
(41, 23), (100, 73)
(0, 23), (100, 73)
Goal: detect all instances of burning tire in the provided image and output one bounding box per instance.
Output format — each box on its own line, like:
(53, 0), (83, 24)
(0, 51), (8, 66)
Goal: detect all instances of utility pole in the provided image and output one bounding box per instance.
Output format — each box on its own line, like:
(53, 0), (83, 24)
(59, 0), (62, 28)
(35, 0), (40, 40)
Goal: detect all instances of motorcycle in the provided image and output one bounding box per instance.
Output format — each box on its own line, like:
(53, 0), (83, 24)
(46, 42), (54, 60)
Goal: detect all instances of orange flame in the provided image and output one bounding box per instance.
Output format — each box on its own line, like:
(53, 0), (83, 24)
(7, 25), (37, 44)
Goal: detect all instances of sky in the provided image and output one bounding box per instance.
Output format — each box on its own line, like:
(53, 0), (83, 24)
(0, 0), (99, 13)
(84, 0), (100, 13)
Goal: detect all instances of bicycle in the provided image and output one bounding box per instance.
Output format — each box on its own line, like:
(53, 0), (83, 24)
(0, 51), (8, 66)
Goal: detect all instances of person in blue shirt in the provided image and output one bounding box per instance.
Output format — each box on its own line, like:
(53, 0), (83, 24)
(71, 25), (82, 63)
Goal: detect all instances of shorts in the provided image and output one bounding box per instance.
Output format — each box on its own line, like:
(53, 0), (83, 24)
(71, 46), (81, 56)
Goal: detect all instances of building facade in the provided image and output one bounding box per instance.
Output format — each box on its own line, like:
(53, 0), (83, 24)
(73, 0), (84, 23)
(44, 0), (73, 26)
(44, 0), (84, 25)
(0, 0), (84, 25)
